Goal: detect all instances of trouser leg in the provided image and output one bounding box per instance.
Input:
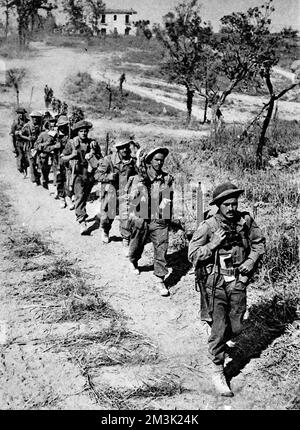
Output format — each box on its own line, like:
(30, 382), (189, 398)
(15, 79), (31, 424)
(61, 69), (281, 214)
(21, 145), (28, 175)
(99, 189), (117, 234)
(74, 176), (93, 223)
(228, 282), (247, 339)
(65, 169), (73, 199)
(27, 152), (40, 184)
(39, 156), (50, 188)
(207, 283), (229, 366)
(119, 218), (131, 240)
(149, 222), (169, 279)
(52, 159), (58, 187)
(56, 166), (66, 199)
(15, 142), (23, 172)
(100, 213), (114, 234)
(128, 220), (148, 266)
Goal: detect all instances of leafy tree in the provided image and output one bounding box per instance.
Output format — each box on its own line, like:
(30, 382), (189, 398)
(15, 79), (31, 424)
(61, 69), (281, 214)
(154, 0), (213, 125)
(63, 0), (85, 32)
(6, 0), (55, 46)
(0, 0), (10, 39)
(84, 0), (105, 35)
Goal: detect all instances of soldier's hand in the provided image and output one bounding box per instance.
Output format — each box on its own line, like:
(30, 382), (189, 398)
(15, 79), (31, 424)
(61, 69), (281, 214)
(209, 228), (227, 250)
(239, 259), (255, 275)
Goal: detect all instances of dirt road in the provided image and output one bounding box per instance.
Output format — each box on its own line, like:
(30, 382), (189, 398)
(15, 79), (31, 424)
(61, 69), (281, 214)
(0, 42), (295, 410)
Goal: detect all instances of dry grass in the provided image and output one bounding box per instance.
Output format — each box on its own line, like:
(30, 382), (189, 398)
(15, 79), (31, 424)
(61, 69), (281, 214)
(83, 375), (185, 410)
(0, 37), (36, 59)
(50, 327), (160, 370)
(6, 230), (52, 259)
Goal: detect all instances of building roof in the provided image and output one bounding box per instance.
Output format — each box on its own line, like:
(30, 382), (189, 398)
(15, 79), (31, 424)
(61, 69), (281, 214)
(103, 8), (137, 15)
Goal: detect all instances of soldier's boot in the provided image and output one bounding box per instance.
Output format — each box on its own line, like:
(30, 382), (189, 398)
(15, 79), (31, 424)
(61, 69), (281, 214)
(122, 239), (130, 257)
(80, 222), (89, 236)
(66, 196), (75, 211)
(59, 198), (67, 209)
(100, 228), (109, 244)
(129, 262), (140, 276)
(155, 277), (170, 297)
(211, 364), (234, 397)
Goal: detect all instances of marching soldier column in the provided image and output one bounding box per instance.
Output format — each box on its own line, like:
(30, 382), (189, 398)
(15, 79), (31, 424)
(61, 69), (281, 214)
(9, 97), (266, 399)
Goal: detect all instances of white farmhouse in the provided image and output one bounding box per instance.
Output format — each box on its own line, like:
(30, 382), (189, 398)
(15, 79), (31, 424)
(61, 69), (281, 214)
(98, 8), (137, 35)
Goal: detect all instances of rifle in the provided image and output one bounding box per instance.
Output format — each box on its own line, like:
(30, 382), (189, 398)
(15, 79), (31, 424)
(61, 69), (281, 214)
(28, 86), (34, 112)
(195, 263), (212, 323)
(105, 132), (110, 156)
(195, 248), (219, 323)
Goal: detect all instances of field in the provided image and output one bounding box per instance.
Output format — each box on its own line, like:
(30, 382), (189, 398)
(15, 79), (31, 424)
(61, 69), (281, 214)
(0, 32), (299, 411)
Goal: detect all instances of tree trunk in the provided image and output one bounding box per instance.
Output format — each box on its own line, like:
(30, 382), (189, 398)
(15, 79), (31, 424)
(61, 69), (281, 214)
(186, 87), (194, 126)
(203, 97), (208, 124)
(256, 95), (275, 169)
(16, 88), (19, 108)
(256, 70), (275, 169)
(4, 3), (9, 39)
(18, 19), (27, 47)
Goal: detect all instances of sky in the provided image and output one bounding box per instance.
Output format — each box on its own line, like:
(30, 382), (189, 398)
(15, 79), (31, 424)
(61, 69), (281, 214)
(105, 0), (300, 31)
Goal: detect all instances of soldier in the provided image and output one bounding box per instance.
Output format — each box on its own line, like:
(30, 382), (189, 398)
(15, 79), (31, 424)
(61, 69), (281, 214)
(47, 115), (70, 203)
(119, 72), (126, 95)
(34, 114), (57, 189)
(188, 182), (266, 397)
(19, 111), (43, 185)
(61, 120), (102, 235)
(128, 134), (140, 159)
(10, 107), (29, 177)
(44, 84), (53, 109)
(127, 147), (173, 297)
(95, 140), (138, 248)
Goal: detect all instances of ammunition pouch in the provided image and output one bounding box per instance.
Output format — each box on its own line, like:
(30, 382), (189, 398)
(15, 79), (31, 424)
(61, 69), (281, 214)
(218, 267), (240, 277)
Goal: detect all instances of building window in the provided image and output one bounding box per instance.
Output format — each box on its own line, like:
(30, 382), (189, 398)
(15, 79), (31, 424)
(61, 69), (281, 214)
(101, 28), (106, 35)
(125, 15), (129, 24)
(114, 15), (117, 21)
(101, 14), (106, 24)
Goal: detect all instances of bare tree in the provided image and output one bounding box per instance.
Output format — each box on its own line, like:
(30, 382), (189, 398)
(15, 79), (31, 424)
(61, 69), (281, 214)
(6, 68), (26, 106)
(213, 1), (300, 167)
(154, 0), (213, 125)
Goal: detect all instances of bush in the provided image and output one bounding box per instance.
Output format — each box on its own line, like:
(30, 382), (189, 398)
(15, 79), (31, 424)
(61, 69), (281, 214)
(64, 72), (188, 126)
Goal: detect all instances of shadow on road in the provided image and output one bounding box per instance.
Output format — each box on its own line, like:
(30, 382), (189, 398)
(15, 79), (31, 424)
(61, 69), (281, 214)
(225, 295), (298, 381)
(165, 246), (192, 289)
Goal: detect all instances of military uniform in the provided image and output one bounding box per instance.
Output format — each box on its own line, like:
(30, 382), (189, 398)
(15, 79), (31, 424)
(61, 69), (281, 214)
(65, 125), (102, 226)
(127, 154), (173, 281)
(20, 114), (43, 184)
(10, 113), (29, 174)
(189, 211), (265, 365)
(49, 133), (70, 198)
(95, 149), (137, 241)
(188, 182), (265, 397)
(35, 130), (55, 189)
